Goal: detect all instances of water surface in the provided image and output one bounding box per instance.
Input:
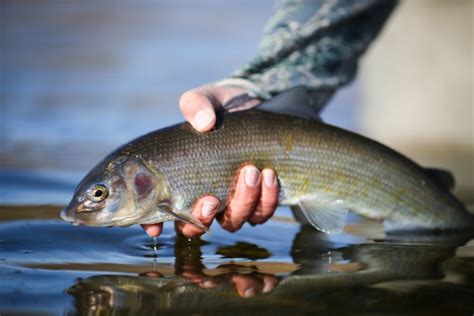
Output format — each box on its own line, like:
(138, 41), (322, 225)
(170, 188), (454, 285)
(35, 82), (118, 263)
(1, 198), (474, 315)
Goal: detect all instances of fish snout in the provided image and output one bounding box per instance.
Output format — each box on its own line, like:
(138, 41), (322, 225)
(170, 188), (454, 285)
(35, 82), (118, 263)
(60, 208), (73, 222)
(60, 208), (81, 225)
(60, 207), (87, 226)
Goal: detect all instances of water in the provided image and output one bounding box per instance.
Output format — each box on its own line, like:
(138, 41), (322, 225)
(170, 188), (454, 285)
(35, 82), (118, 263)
(2, 1), (473, 315)
(1, 203), (473, 315)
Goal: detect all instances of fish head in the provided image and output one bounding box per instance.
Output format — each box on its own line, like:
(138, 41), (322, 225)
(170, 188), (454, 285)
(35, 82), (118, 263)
(61, 156), (171, 227)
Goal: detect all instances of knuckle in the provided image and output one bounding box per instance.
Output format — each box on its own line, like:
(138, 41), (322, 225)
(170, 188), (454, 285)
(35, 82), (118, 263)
(250, 208), (270, 221)
(222, 223), (241, 232)
(179, 90), (203, 113)
(256, 197), (278, 212)
(218, 213), (243, 232)
(180, 89), (198, 103)
(230, 199), (257, 213)
(261, 186), (279, 198)
(248, 216), (266, 225)
(199, 217), (214, 228)
(250, 204), (276, 225)
(260, 198), (278, 209)
(233, 186), (260, 205)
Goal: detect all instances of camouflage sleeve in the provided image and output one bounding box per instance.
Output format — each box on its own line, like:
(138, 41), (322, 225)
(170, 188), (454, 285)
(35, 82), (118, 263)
(214, 0), (398, 108)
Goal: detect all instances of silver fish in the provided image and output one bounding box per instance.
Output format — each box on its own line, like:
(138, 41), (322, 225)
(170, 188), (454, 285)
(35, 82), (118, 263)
(61, 92), (474, 234)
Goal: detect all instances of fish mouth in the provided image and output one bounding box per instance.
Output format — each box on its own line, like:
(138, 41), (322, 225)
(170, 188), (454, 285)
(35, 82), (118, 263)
(60, 208), (73, 222)
(60, 208), (84, 226)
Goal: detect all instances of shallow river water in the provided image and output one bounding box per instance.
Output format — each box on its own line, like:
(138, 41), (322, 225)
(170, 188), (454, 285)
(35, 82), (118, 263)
(1, 200), (474, 315)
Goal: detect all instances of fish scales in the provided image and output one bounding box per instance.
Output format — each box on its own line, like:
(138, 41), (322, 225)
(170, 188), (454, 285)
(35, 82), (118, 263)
(115, 110), (471, 230)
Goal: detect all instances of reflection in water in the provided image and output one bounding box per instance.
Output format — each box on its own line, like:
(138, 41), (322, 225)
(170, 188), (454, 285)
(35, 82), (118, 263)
(216, 241), (271, 260)
(67, 228), (474, 315)
(1, 206), (473, 315)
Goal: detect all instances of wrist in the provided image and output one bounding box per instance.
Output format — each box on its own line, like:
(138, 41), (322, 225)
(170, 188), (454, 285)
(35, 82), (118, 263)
(212, 77), (271, 100)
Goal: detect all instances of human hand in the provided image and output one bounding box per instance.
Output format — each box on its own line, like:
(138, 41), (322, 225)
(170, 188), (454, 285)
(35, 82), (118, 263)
(179, 267), (279, 297)
(140, 268), (278, 298)
(179, 84), (261, 132)
(141, 84), (279, 238)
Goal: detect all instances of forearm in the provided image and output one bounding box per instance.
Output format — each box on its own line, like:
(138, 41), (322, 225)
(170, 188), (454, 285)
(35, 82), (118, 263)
(215, 0), (398, 108)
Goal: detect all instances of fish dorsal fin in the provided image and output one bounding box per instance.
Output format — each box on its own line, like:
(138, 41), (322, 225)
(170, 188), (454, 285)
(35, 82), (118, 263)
(255, 86), (322, 120)
(424, 167), (455, 191)
(158, 203), (208, 231)
(297, 195), (348, 234)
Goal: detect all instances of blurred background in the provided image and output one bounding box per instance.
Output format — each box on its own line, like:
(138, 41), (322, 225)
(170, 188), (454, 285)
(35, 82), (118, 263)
(360, 0), (473, 201)
(1, 0), (473, 205)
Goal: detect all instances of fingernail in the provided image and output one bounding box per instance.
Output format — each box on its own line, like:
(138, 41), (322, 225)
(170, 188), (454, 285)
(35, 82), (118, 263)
(201, 201), (217, 217)
(193, 109), (214, 130)
(244, 166), (259, 187)
(263, 170), (276, 188)
(244, 287), (256, 298)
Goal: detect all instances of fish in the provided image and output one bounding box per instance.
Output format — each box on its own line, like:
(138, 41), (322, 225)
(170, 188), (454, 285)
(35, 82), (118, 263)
(60, 88), (474, 234)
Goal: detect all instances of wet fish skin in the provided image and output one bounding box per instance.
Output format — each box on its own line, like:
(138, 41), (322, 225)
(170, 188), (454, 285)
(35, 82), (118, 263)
(61, 110), (474, 232)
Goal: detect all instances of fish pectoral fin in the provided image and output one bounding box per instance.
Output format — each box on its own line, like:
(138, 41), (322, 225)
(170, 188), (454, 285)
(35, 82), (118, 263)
(175, 211), (208, 231)
(158, 203), (208, 231)
(297, 196), (348, 235)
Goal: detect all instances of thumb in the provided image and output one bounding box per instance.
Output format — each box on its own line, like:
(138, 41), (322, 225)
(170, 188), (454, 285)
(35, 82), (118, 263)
(179, 89), (217, 132)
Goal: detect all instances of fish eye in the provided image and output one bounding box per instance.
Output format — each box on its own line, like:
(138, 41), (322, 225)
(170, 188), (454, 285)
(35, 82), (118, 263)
(88, 184), (108, 202)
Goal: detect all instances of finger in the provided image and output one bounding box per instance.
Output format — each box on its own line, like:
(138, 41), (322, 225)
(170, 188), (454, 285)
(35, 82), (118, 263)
(181, 271), (218, 289)
(140, 223), (163, 238)
(262, 275), (279, 293)
(139, 271), (163, 278)
(199, 278), (218, 289)
(218, 165), (261, 232)
(231, 275), (263, 298)
(176, 196), (220, 238)
(181, 271), (205, 283)
(179, 89), (217, 132)
(249, 169), (278, 225)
